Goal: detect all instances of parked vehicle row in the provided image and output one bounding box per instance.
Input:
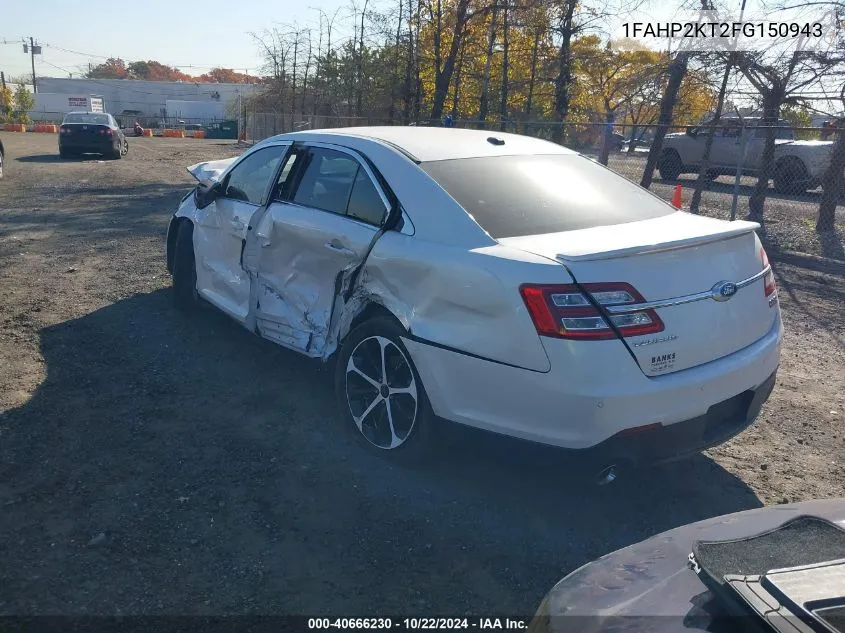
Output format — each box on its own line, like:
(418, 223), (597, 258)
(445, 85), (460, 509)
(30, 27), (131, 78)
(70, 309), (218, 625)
(661, 117), (840, 194)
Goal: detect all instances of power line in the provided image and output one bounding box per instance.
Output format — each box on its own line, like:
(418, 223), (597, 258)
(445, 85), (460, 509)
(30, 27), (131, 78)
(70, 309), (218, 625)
(40, 43), (260, 73)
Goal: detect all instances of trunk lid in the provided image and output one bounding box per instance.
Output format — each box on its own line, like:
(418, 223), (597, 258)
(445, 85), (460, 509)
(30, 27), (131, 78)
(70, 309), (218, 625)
(501, 212), (777, 377)
(63, 123), (110, 139)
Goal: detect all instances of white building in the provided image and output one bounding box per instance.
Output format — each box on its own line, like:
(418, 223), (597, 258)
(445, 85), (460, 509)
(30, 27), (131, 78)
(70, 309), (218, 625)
(33, 77), (258, 121)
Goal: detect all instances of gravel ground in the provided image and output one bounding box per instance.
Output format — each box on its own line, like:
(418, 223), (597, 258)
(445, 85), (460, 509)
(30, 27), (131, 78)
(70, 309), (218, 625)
(0, 133), (843, 617)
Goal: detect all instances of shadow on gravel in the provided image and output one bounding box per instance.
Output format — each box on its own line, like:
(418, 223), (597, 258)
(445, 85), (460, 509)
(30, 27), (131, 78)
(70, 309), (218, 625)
(14, 154), (120, 163)
(818, 229), (845, 262)
(0, 183), (191, 240)
(0, 290), (762, 615)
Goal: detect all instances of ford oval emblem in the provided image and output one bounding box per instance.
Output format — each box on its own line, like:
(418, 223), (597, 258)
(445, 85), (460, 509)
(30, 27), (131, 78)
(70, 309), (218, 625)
(711, 281), (738, 302)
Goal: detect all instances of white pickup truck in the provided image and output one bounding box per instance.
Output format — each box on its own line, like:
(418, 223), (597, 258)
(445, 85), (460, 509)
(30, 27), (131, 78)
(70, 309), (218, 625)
(659, 118), (837, 194)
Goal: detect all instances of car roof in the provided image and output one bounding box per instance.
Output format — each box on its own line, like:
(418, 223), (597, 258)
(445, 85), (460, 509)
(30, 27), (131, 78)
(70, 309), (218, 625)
(64, 111), (111, 116)
(268, 126), (577, 162)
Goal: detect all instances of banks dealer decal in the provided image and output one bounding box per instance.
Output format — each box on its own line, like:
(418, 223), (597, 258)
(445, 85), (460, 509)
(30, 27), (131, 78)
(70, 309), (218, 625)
(651, 352), (676, 373)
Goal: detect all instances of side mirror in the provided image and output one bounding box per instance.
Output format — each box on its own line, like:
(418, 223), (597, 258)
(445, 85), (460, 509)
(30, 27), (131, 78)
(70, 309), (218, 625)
(195, 179), (221, 209)
(686, 127), (698, 137)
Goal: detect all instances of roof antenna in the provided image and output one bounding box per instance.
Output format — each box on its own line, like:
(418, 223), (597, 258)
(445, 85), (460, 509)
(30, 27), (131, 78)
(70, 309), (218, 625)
(487, 136), (505, 146)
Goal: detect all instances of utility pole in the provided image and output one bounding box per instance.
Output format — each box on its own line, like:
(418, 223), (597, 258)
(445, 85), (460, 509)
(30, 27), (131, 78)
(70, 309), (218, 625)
(30, 36), (37, 93)
(1, 71), (6, 89)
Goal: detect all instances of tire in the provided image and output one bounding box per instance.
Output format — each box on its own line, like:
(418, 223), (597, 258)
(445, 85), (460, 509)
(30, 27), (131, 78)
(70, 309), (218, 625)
(0, 150), (4, 179)
(658, 150), (683, 181)
(172, 220), (199, 311)
(774, 158), (808, 195)
(334, 316), (435, 460)
(59, 148), (70, 159)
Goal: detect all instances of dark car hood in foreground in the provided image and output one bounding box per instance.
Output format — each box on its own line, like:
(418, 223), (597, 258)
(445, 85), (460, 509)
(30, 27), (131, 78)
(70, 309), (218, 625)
(531, 499), (845, 632)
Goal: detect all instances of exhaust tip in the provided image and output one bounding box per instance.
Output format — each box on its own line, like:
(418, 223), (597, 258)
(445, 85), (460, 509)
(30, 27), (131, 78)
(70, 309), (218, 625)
(596, 464), (618, 486)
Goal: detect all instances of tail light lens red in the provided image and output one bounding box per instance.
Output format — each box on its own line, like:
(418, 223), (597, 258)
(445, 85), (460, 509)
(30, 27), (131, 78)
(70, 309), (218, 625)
(60, 126), (71, 134)
(98, 128), (114, 136)
(760, 248), (776, 297)
(519, 283), (664, 340)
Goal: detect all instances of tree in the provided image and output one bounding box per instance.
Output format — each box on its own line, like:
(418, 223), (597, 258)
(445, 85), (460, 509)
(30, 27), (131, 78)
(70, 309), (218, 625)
(735, 49), (841, 221)
(197, 68), (259, 84)
(639, 51), (692, 189)
(576, 38), (663, 164)
(781, 102), (813, 139)
(816, 84), (845, 232)
(127, 60), (192, 82)
(423, 0), (476, 121)
(12, 85), (34, 123)
(86, 58), (129, 79)
(0, 84), (12, 122)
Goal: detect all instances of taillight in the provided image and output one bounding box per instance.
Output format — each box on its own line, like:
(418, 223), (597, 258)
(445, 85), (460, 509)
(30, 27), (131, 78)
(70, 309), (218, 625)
(99, 128), (114, 136)
(60, 126), (71, 134)
(760, 248), (776, 297)
(519, 283), (664, 340)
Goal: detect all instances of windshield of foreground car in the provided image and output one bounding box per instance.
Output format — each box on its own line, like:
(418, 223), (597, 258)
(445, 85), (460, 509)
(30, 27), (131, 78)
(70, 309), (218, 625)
(63, 113), (111, 126)
(420, 154), (675, 239)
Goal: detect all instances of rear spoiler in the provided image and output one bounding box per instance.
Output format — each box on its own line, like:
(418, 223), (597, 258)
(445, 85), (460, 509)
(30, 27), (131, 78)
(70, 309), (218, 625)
(186, 157), (238, 183)
(555, 221), (760, 262)
(499, 213), (761, 263)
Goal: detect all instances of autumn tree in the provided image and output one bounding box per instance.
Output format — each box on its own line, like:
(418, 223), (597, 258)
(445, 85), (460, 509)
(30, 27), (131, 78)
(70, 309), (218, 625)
(197, 68), (259, 84)
(86, 58), (129, 79)
(575, 38), (664, 164)
(127, 61), (192, 82)
(422, 0), (477, 121)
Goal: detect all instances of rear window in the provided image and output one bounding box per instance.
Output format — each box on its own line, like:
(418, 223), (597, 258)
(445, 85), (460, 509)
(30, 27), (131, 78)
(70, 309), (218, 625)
(63, 113), (111, 125)
(420, 154), (674, 239)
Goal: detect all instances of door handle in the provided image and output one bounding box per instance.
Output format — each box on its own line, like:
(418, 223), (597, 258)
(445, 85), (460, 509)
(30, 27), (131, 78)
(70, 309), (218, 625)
(325, 240), (354, 255)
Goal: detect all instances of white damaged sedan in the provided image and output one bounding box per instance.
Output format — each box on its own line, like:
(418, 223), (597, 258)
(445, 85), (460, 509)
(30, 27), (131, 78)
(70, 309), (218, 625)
(165, 127), (782, 468)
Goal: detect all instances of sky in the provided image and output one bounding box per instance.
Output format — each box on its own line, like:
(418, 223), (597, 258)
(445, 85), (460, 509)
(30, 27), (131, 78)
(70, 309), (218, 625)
(1, 0), (768, 82)
(1, 0), (838, 110)
(0, 0), (348, 81)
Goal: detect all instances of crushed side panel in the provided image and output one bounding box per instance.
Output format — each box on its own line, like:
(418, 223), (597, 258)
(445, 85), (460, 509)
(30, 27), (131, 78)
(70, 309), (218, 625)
(324, 233), (558, 373)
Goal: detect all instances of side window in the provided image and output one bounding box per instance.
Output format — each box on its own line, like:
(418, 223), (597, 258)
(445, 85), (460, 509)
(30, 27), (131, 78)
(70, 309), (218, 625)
(222, 146), (286, 205)
(721, 123), (742, 138)
(293, 148), (359, 215)
(271, 151), (302, 202)
(347, 168), (387, 225)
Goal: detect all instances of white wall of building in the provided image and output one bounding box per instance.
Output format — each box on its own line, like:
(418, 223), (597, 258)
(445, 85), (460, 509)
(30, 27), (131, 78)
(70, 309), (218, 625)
(34, 77), (257, 120)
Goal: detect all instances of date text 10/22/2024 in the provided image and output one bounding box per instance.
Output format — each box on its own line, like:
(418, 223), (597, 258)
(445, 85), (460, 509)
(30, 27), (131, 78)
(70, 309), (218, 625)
(307, 617), (529, 631)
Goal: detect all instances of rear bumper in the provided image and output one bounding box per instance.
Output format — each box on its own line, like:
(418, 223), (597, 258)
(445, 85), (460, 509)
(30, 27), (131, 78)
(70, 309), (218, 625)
(404, 312), (782, 462)
(60, 139), (118, 153)
(580, 368), (776, 466)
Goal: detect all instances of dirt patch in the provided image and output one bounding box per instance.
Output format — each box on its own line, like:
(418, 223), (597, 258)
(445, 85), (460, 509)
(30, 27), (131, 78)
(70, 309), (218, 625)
(0, 132), (843, 616)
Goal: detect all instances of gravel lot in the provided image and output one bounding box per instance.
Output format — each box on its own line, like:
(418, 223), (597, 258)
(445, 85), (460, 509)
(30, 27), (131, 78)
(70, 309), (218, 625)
(0, 133), (843, 617)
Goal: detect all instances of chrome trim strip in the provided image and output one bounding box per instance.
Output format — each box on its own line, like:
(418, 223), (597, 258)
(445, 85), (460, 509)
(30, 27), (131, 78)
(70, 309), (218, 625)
(605, 265), (771, 314)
